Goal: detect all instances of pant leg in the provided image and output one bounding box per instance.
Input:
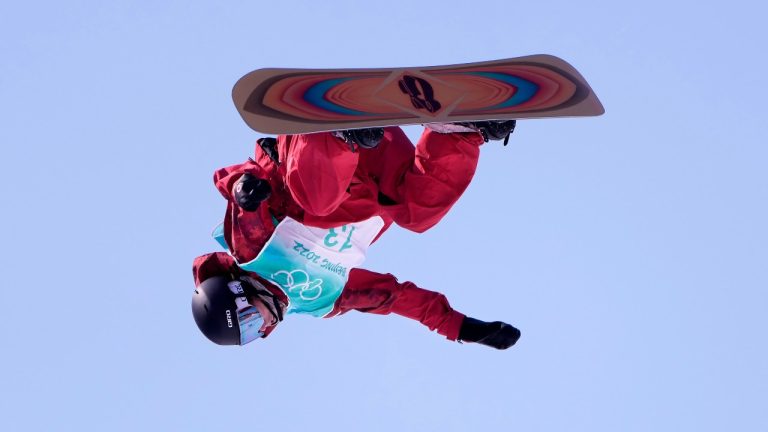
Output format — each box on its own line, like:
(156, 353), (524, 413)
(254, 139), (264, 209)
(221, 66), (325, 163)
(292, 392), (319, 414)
(330, 268), (466, 341)
(280, 132), (359, 217)
(367, 128), (484, 233)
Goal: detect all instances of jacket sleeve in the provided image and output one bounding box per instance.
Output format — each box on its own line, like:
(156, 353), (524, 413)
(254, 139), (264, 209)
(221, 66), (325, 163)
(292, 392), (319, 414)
(331, 268), (466, 341)
(212, 159), (280, 263)
(213, 159), (272, 203)
(192, 252), (239, 286)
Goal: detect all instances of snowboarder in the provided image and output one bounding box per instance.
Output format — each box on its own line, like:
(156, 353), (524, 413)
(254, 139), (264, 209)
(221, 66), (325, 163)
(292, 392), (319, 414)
(192, 121), (522, 349)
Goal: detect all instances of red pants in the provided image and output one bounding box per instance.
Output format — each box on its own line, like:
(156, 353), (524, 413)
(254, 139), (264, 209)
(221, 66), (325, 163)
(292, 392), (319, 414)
(214, 127), (484, 263)
(279, 127), (484, 232)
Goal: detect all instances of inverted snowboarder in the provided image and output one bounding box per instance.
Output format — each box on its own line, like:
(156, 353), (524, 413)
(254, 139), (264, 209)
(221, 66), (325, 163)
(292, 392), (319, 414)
(192, 121), (522, 349)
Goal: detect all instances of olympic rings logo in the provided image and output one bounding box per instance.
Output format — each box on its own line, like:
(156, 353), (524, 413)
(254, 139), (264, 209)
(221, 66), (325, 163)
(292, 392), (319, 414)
(272, 269), (324, 301)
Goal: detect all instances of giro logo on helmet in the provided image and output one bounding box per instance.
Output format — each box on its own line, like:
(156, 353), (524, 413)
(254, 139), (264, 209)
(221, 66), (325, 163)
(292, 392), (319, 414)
(226, 309), (233, 328)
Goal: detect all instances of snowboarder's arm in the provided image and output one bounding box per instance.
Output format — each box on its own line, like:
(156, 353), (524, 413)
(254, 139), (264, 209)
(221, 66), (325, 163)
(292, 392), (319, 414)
(331, 268), (466, 341)
(212, 159), (282, 263)
(213, 159), (272, 202)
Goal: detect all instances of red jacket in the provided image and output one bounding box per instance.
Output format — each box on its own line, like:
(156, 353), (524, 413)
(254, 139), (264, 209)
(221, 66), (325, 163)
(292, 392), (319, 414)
(213, 127), (483, 263)
(196, 127), (483, 340)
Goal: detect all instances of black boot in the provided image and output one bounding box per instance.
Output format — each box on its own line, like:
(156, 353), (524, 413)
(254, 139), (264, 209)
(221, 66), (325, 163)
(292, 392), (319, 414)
(334, 127), (385, 150)
(459, 317), (521, 350)
(459, 120), (517, 145)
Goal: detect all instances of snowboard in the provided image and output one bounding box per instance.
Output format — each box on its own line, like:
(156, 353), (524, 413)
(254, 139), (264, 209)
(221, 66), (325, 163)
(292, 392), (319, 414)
(232, 54), (604, 135)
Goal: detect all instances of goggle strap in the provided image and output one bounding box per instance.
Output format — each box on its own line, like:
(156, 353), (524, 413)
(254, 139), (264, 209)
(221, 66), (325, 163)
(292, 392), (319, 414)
(233, 294), (250, 310)
(271, 294), (284, 322)
(254, 296), (280, 325)
(261, 293), (284, 323)
(228, 263), (243, 280)
(239, 276), (284, 323)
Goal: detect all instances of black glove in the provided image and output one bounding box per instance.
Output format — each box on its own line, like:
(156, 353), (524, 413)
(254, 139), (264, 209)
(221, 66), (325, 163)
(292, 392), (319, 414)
(458, 317), (521, 350)
(233, 173), (271, 212)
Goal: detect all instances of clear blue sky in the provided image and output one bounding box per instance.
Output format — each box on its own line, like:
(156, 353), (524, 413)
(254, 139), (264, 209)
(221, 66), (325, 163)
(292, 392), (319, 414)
(1, 1), (766, 431)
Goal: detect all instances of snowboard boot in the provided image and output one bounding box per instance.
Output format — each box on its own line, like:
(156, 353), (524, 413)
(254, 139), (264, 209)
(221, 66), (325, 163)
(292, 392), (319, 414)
(458, 317), (521, 350)
(333, 127), (385, 151)
(459, 120), (517, 145)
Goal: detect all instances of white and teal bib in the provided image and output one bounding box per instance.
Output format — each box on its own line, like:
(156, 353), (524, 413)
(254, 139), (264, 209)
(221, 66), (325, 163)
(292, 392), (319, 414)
(213, 216), (384, 317)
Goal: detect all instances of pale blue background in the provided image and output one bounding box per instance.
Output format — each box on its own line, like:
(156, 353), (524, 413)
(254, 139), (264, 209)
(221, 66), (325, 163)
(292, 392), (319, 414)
(1, 1), (766, 431)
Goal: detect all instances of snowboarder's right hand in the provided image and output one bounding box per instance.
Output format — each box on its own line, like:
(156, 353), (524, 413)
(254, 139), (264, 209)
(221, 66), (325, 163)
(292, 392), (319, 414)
(233, 173), (271, 212)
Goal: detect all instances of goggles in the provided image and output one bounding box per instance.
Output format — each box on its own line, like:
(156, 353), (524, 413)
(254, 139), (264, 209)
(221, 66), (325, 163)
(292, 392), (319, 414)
(228, 281), (265, 345)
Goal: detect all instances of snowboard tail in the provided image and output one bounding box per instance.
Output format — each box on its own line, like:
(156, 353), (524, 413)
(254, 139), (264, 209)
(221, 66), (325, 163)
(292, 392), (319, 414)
(233, 54), (604, 134)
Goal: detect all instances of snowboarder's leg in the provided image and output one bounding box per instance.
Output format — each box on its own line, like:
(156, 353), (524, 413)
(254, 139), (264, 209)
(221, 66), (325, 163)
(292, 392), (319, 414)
(279, 127), (385, 217)
(369, 127), (485, 232)
(279, 132), (360, 217)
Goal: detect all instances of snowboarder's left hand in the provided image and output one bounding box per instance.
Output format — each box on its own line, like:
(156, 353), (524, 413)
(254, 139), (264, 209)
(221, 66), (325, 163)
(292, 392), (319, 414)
(233, 173), (271, 212)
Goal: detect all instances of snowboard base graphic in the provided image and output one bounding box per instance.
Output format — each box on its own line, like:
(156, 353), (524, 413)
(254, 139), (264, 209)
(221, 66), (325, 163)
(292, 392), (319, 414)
(233, 54), (604, 134)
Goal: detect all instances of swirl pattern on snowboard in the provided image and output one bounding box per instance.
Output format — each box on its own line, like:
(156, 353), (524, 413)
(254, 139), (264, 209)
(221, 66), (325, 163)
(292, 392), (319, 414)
(233, 55), (604, 133)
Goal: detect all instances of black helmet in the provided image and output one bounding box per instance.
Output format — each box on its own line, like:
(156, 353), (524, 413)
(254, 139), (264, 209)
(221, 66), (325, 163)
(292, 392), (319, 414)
(191, 275), (284, 346)
(191, 275), (243, 345)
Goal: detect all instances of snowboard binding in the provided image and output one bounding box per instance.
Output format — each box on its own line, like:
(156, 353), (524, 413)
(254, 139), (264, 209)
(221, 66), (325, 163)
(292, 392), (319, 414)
(425, 120), (517, 145)
(459, 120), (517, 145)
(333, 127), (385, 151)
